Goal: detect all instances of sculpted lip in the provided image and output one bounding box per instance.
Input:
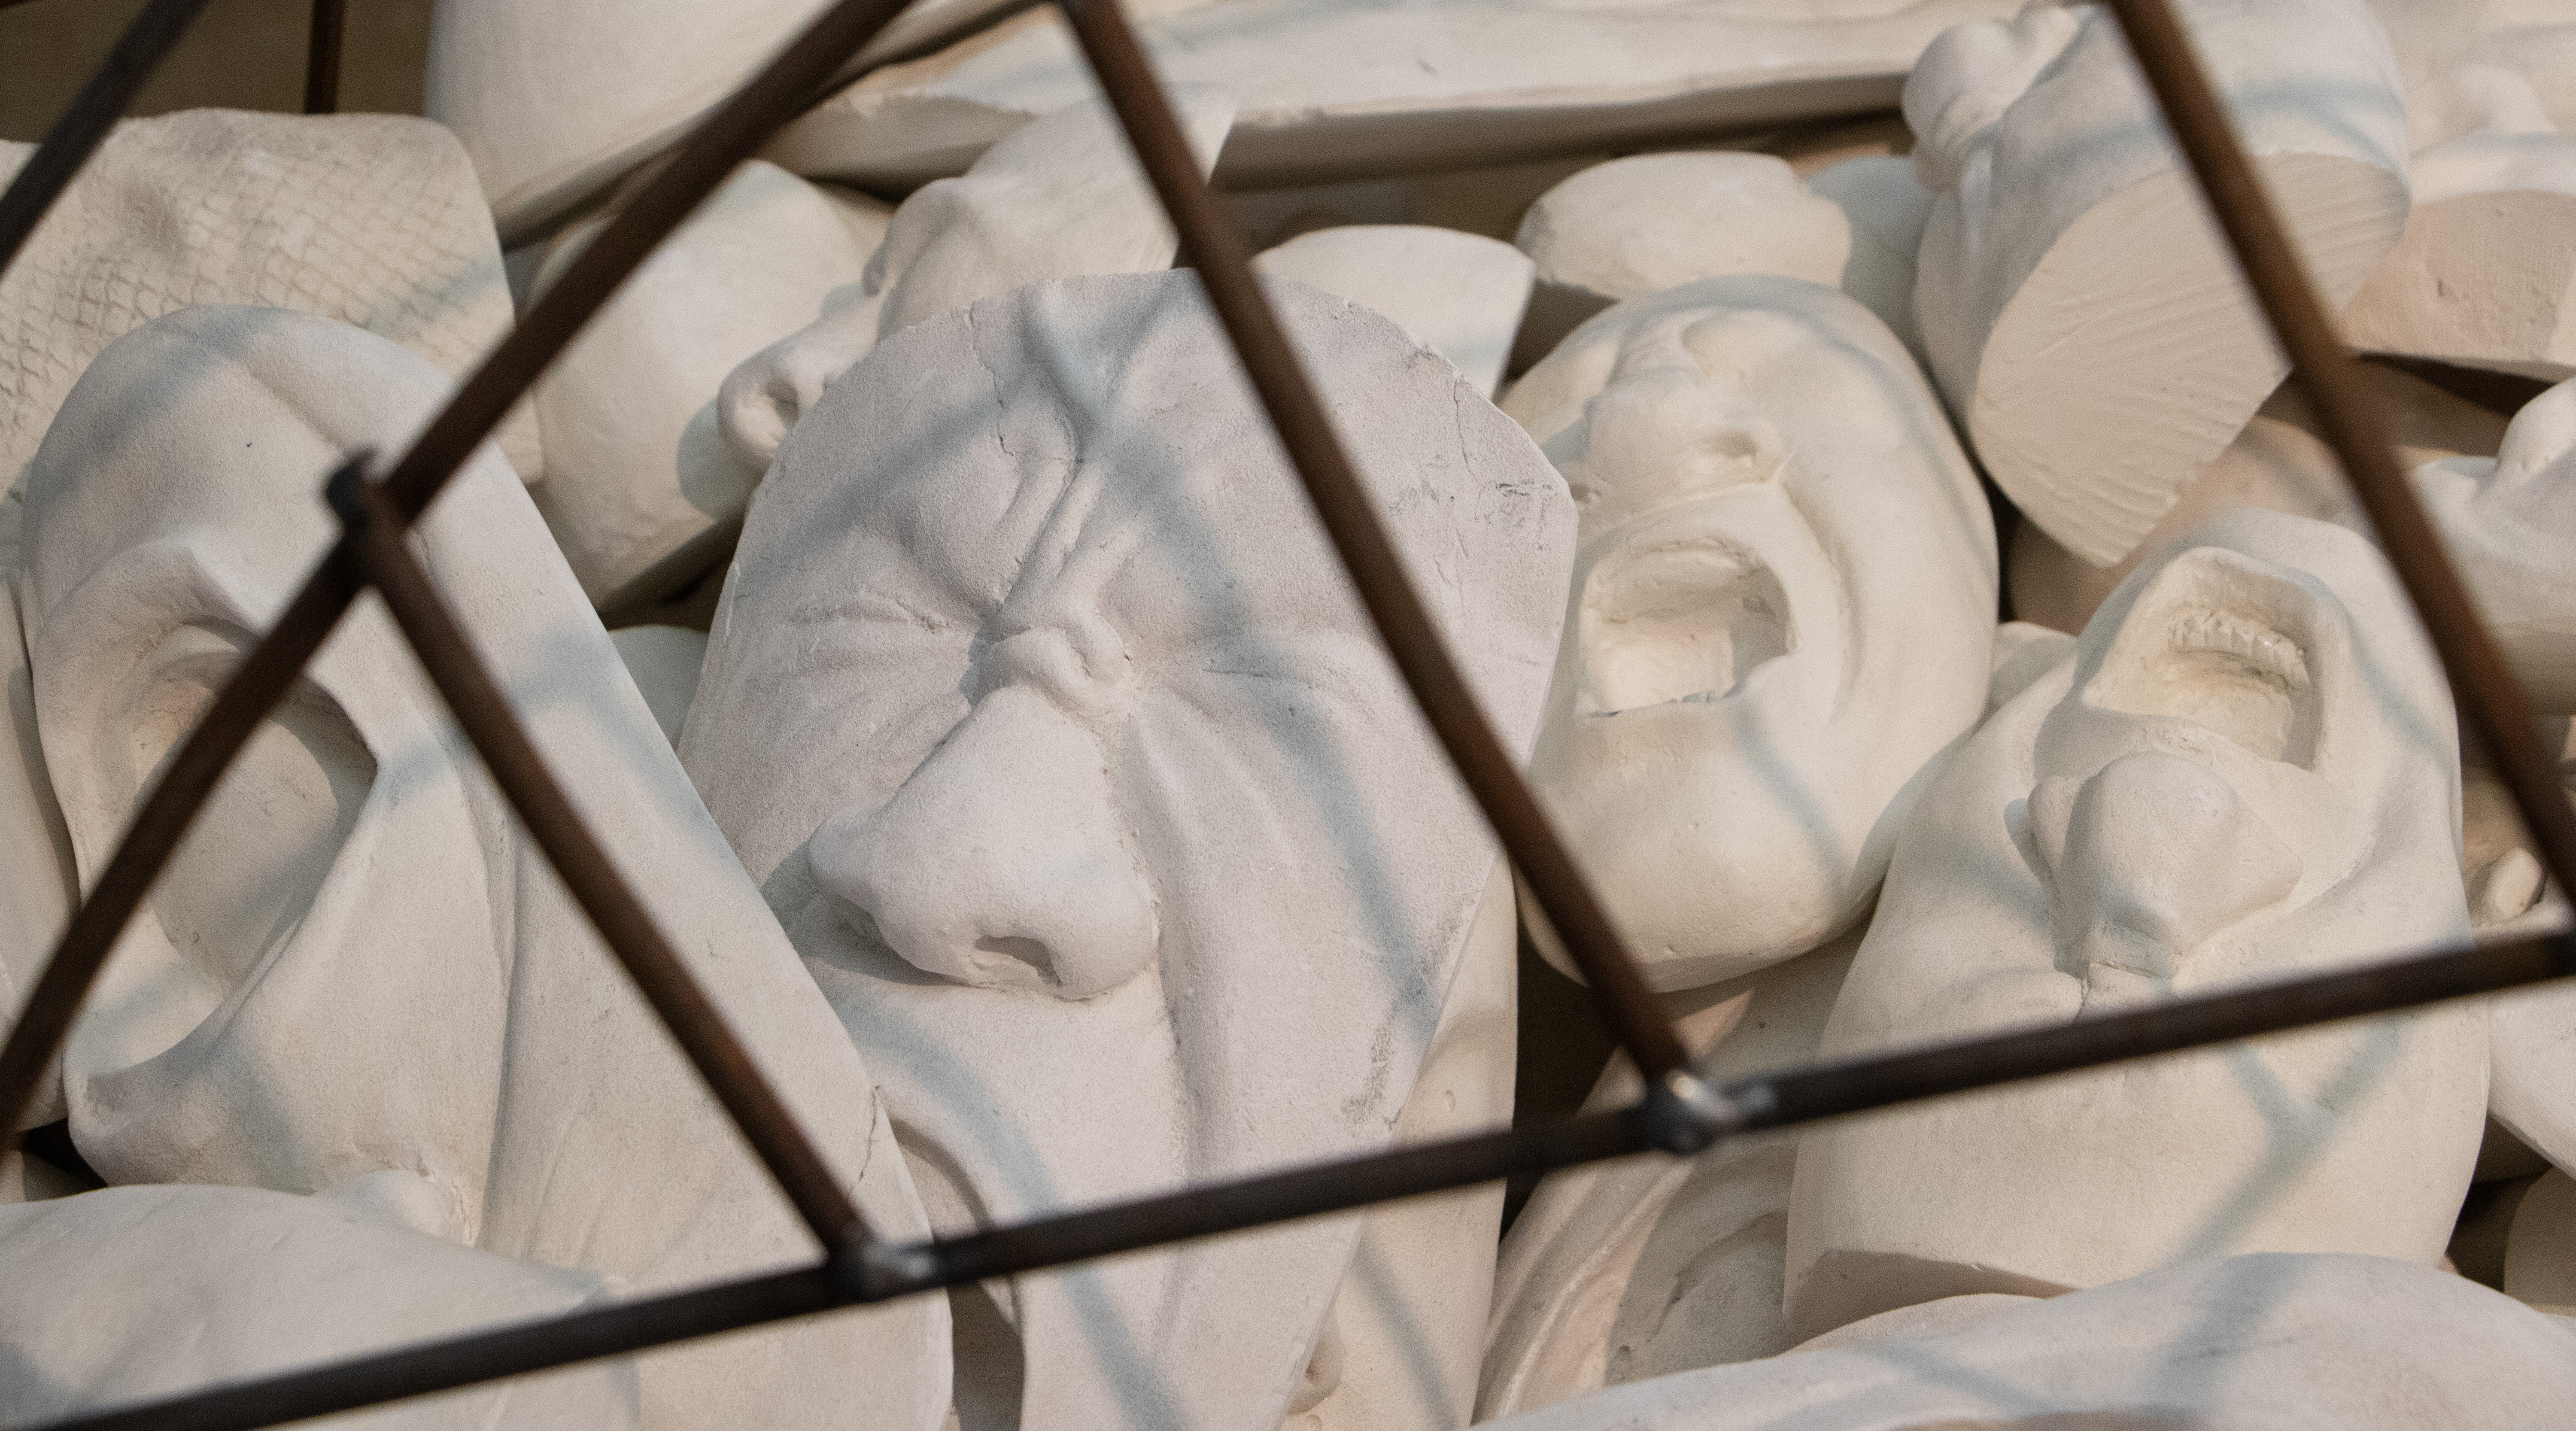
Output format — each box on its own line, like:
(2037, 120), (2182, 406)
(1575, 522), (1796, 718)
(2087, 553), (2326, 768)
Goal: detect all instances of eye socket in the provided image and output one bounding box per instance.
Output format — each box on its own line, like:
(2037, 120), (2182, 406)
(127, 625), (376, 1025)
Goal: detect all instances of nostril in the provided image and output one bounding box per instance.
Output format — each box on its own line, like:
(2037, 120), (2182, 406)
(716, 294), (883, 471)
(805, 687), (1158, 1001)
(974, 936), (1060, 986)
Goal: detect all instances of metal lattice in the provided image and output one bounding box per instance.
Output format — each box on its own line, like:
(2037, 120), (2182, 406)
(0, 0), (2570, 1427)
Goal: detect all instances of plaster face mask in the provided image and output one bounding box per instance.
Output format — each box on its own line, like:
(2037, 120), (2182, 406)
(682, 271), (1573, 1431)
(2407, 374), (2576, 711)
(1786, 510), (2487, 1341)
(716, 91), (1235, 477)
(0, 1184), (636, 1429)
(20, 307), (947, 1431)
(1905, 0), (2409, 568)
(1502, 276), (1996, 989)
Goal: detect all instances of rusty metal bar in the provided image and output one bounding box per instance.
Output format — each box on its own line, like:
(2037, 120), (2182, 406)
(2104, 0), (2576, 897)
(302, 0), (345, 115)
(30, 925), (2571, 1431)
(333, 469), (864, 1252)
(0, 0), (219, 277)
(1054, 0), (1693, 1086)
(0, 0), (925, 1150)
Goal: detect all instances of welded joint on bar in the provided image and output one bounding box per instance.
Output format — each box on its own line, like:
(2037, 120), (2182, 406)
(1634, 1068), (1771, 1155)
(319, 447), (380, 532)
(842, 1236), (943, 1303)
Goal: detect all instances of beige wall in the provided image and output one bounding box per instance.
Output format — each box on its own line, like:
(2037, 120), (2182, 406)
(2, 0), (433, 142)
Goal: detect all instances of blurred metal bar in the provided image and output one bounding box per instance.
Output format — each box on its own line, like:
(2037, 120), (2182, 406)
(0, 0), (219, 277)
(2104, 0), (2576, 895)
(31, 925), (2571, 1431)
(302, 0), (345, 115)
(1054, 0), (1694, 1087)
(0, 0), (926, 1151)
(334, 469), (864, 1252)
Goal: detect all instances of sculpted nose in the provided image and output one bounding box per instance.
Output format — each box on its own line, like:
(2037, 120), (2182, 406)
(806, 685), (1157, 1000)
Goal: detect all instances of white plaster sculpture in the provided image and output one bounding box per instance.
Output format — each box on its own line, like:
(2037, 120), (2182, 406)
(0, 110), (533, 490)
(1783, 509), (2567, 1342)
(530, 160), (886, 601)
(1987, 620), (2075, 718)
(2460, 765), (2559, 933)
(2476, 20), (2576, 132)
(424, 0), (835, 240)
(20, 307), (948, 1431)
(1908, 0), (2412, 566)
(681, 271), (1573, 1431)
(2454, 708), (2574, 938)
(1503, 276), (1997, 988)
(2007, 362), (2505, 636)
(1479, 929), (1857, 1421)
(1477, 1254), (2576, 1431)
(1298, 872), (1519, 1431)
(2385, 12), (2576, 154)
(1511, 153), (1851, 372)
(1251, 225), (1533, 398)
(2342, 130), (2576, 381)
(2406, 374), (2576, 711)
(608, 625), (709, 746)
(0, 1183), (637, 1428)
(761, 0), (2020, 192)
(1801, 154), (1932, 359)
(0, 563), (74, 1130)
(716, 93), (1233, 474)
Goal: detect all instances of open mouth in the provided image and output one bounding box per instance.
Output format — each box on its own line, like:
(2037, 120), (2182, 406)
(2087, 552), (2325, 766)
(1574, 533), (1795, 717)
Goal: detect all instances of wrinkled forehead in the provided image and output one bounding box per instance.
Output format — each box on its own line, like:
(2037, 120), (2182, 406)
(799, 420), (1370, 655)
(740, 272), (1555, 665)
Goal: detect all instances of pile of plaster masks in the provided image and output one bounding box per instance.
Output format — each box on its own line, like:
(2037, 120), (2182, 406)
(5, 0), (2576, 1426)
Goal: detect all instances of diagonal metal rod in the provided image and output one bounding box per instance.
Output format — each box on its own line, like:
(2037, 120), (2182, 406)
(2104, 0), (2576, 896)
(27, 926), (2571, 1431)
(333, 470), (863, 1251)
(302, 0), (345, 115)
(0, 0), (924, 1149)
(1054, 0), (1691, 1084)
(0, 0), (219, 277)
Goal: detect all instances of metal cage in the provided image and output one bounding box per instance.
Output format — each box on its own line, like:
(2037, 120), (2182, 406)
(0, 0), (2569, 1425)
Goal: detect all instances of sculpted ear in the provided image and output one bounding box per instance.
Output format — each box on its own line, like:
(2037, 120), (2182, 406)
(2491, 982), (2576, 1178)
(27, 541), (251, 872)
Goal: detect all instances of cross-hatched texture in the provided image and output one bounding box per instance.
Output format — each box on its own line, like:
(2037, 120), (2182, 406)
(0, 110), (519, 488)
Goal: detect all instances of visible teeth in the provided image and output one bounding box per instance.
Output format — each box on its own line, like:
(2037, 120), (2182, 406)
(2169, 612), (2309, 689)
